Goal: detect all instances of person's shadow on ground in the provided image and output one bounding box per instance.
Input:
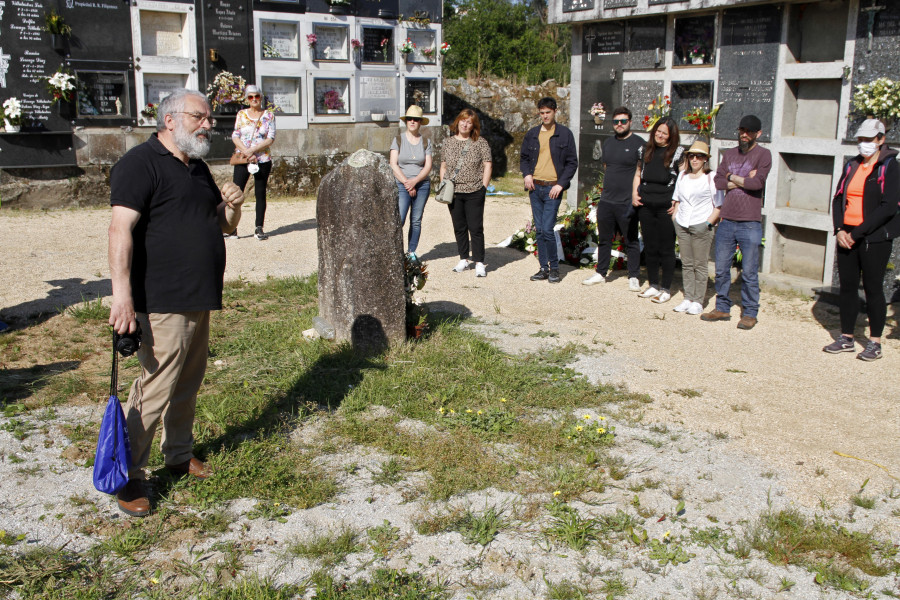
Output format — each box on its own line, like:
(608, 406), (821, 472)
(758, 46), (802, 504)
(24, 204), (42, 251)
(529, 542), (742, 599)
(0, 278), (111, 326)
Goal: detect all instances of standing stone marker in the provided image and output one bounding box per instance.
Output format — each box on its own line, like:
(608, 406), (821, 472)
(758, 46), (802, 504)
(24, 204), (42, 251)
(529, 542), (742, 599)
(317, 150), (405, 352)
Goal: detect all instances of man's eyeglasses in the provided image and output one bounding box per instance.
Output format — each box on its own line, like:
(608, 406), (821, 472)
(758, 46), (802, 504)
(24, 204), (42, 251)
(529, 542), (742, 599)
(247, 94), (261, 100)
(612, 118), (629, 125)
(406, 117), (422, 122)
(176, 112), (216, 127)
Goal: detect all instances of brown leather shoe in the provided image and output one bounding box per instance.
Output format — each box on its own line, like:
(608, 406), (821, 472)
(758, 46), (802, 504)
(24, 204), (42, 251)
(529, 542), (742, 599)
(166, 457), (212, 479)
(737, 316), (758, 330)
(700, 309), (731, 322)
(116, 479), (150, 517)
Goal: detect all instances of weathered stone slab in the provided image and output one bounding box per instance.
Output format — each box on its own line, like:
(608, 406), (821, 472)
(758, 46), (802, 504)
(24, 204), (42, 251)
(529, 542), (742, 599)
(316, 149), (405, 352)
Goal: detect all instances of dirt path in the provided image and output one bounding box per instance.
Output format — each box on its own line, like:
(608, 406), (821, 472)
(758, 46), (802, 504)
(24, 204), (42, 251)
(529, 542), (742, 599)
(2, 197), (898, 510)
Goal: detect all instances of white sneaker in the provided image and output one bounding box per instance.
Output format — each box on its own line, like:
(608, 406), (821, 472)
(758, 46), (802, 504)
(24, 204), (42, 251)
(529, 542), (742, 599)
(628, 277), (641, 292)
(638, 286), (659, 298)
(687, 302), (704, 315)
(582, 272), (605, 286)
(474, 262), (486, 277)
(452, 259), (470, 272)
(673, 299), (691, 312)
(652, 291), (671, 304)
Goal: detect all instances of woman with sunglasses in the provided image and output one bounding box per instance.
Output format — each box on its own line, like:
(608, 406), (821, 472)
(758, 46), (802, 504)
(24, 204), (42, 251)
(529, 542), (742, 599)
(632, 117), (683, 303)
(390, 105), (433, 261)
(230, 85), (276, 240)
(671, 140), (720, 315)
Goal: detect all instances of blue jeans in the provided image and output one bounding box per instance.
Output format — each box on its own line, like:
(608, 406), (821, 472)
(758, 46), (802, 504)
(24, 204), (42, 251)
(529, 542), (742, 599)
(714, 219), (762, 317)
(529, 184), (562, 270)
(397, 179), (430, 254)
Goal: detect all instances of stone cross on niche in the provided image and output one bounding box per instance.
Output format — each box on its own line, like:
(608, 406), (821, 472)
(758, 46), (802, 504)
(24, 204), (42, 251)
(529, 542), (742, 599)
(585, 32), (596, 62)
(861, 0), (886, 52)
(0, 48), (10, 89)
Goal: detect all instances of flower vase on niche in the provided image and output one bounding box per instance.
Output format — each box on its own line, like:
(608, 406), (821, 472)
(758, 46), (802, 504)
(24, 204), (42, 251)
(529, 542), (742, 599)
(58, 100), (75, 120)
(50, 34), (66, 52)
(4, 120), (20, 133)
(692, 57), (704, 65)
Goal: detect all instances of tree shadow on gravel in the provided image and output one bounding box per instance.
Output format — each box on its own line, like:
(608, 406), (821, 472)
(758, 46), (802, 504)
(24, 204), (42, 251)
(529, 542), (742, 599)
(0, 278), (111, 326)
(0, 361), (81, 403)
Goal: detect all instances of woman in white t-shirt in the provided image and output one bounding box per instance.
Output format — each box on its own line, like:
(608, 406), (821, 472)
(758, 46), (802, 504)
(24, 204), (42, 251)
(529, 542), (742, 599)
(672, 140), (720, 315)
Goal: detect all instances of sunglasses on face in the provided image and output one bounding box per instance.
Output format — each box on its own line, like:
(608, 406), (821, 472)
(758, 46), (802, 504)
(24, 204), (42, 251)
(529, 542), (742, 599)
(612, 119), (629, 125)
(687, 154), (706, 160)
(247, 94), (261, 100)
(407, 117), (422, 122)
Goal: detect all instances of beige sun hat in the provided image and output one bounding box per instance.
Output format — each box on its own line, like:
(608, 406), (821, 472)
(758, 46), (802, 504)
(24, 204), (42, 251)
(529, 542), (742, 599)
(685, 140), (710, 157)
(399, 105), (430, 125)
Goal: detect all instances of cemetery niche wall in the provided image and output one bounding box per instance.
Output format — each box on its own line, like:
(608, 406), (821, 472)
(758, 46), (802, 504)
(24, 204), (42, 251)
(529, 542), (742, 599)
(558, 0), (900, 299)
(0, 0), (444, 202)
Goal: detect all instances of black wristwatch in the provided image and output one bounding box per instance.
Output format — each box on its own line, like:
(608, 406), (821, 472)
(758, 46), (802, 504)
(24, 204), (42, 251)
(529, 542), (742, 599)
(706, 221), (714, 231)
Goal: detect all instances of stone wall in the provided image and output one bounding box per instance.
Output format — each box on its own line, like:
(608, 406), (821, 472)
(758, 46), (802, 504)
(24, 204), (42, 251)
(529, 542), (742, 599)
(0, 77), (570, 208)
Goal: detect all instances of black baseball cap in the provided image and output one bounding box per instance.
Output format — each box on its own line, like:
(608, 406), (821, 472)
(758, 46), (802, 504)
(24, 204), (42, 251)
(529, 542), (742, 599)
(738, 115), (762, 131)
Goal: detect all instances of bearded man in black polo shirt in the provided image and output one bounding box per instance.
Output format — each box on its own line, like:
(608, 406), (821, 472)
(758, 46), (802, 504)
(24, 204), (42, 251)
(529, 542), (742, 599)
(108, 89), (243, 517)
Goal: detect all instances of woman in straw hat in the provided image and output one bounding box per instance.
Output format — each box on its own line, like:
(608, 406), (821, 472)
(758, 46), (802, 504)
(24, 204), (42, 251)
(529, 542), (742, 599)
(230, 84), (276, 240)
(671, 140), (720, 315)
(390, 105), (433, 261)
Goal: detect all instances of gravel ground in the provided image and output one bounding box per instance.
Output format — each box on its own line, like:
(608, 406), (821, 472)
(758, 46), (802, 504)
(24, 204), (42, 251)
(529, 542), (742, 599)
(1, 196), (898, 598)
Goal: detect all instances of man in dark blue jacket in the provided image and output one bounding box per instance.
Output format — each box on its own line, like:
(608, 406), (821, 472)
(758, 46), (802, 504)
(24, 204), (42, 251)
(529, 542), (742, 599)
(520, 97), (578, 283)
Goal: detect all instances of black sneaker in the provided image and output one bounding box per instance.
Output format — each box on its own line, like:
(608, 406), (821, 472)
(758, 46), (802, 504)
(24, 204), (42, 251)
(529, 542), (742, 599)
(857, 341), (882, 361)
(254, 226), (268, 241)
(548, 269), (561, 283)
(530, 269), (549, 281)
(823, 336), (854, 354)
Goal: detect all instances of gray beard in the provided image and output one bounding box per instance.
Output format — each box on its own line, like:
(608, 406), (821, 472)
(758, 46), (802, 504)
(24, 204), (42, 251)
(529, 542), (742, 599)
(738, 140), (753, 153)
(175, 125), (212, 159)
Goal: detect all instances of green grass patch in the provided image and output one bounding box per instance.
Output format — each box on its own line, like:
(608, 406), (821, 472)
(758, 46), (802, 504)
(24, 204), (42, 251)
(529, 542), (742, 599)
(310, 568), (448, 599)
(286, 527), (362, 567)
(66, 296), (110, 323)
(746, 509), (899, 590)
(543, 501), (600, 551)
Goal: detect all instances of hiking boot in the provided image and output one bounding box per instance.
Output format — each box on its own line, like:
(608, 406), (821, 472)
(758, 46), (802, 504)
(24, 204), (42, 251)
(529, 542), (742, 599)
(857, 341), (882, 361)
(254, 226), (268, 240)
(823, 336), (855, 354)
(737, 315), (757, 330)
(700, 310), (731, 321)
(582, 272), (605, 285)
(638, 286), (659, 298)
(531, 269), (549, 281)
(628, 277), (641, 292)
(116, 479), (150, 518)
(548, 269), (561, 283)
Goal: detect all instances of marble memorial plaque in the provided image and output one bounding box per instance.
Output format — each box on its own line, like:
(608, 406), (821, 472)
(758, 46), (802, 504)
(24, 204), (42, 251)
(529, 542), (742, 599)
(605, 0), (637, 9)
(261, 20), (300, 60)
(262, 76), (301, 114)
(140, 11), (185, 57)
(583, 22), (625, 56)
(201, 0), (252, 93)
(671, 81), (713, 131)
(406, 30), (437, 64)
(623, 80), (664, 123)
(852, 0), (900, 143)
(143, 73), (188, 105)
(357, 0), (399, 19)
(357, 73), (400, 120)
(715, 5), (781, 141)
(314, 24), (349, 61)
(624, 16), (666, 69)
(563, 0), (595, 12)
(62, 0), (132, 62)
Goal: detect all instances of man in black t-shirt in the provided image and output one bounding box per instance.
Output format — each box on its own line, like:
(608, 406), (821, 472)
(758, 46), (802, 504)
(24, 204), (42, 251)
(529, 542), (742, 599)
(583, 107), (644, 290)
(108, 89), (244, 517)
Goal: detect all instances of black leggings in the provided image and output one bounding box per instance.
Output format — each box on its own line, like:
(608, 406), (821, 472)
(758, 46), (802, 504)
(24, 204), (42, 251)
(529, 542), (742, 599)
(448, 187), (486, 263)
(836, 237), (892, 338)
(233, 161), (273, 228)
(638, 202), (676, 290)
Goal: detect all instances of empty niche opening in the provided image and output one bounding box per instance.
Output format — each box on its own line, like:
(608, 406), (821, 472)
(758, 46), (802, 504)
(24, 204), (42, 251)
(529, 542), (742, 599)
(781, 79), (842, 139)
(775, 153), (834, 212)
(786, 1), (848, 63)
(770, 224), (827, 281)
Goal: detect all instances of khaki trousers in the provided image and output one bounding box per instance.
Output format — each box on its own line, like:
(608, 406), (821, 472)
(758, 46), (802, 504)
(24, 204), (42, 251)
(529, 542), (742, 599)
(126, 311), (210, 480)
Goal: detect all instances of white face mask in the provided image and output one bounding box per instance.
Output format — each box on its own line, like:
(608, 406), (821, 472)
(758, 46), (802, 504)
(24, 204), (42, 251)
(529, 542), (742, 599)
(858, 141), (878, 157)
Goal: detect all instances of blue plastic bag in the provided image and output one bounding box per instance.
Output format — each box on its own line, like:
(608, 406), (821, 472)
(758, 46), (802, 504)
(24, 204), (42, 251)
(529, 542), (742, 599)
(93, 338), (132, 495)
(93, 394), (131, 494)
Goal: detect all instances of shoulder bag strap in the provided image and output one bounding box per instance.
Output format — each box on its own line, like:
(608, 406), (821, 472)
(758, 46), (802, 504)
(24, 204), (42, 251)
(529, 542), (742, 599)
(448, 139), (471, 183)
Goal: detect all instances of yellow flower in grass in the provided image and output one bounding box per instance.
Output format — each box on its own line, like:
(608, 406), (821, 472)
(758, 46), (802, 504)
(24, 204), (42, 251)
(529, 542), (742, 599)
(553, 490), (561, 497)
(582, 414), (592, 420)
(466, 409), (473, 414)
(477, 410), (483, 415)
(500, 397), (507, 403)
(575, 425), (583, 432)
(598, 428), (605, 434)
(150, 578), (159, 585)
(663, 530), (671, 540)
(449, 409), (455, 414)
(439, 407), (445, 414)
(598, 416), (607, 421)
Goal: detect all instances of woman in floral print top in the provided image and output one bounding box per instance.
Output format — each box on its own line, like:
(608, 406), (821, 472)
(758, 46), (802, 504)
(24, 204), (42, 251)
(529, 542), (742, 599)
(230, 85), (276, 240)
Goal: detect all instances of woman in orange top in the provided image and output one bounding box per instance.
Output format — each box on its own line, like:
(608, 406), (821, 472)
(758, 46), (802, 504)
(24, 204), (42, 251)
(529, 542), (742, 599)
(825, 119), (899, 361)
